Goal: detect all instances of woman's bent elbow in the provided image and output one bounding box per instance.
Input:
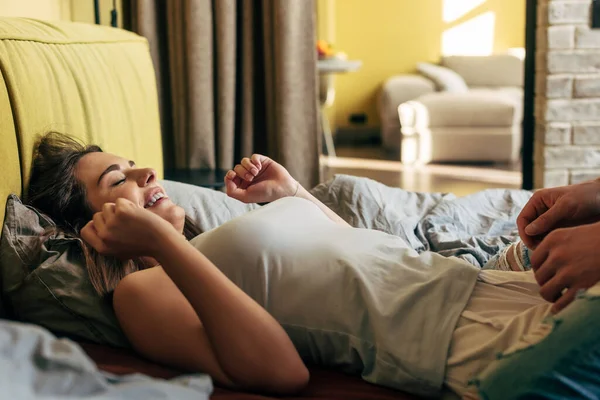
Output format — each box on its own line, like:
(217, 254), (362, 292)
(239, 362), (309, 394)
(269, 363), (309, 394)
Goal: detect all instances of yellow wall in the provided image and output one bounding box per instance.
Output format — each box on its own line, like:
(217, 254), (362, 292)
(0, 0), (122, 26)
(322, 0), (526, 130)
(0, 0), (70, 20)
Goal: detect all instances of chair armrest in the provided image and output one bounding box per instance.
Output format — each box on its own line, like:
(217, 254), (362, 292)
(378, 75), (436, 121)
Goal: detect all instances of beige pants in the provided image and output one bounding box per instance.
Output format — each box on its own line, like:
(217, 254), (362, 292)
(444, 270), (553, 397)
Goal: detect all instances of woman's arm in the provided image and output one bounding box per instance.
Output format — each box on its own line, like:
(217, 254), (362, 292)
(151, 230), (308, 391)
(113, 265), (308, 393)
(83, 200), (308, 394)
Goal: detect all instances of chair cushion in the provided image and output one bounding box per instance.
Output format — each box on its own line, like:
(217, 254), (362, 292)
(400, 91), (522, 128)
(442, 55), (524, 88)
(470, 86), (524, 105)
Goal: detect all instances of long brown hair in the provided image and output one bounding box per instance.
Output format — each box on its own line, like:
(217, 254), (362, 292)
(26, 132), (201, 297)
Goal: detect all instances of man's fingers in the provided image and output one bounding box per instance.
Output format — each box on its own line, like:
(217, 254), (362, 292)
(518, 213), (544, 250)
(534, 259), (556, 286)
(530, 239), (551, 273)
(539, 273), (569, 303)
(552, 287), (579, 314)
(518, 193), (547, 228)
(518, 228), (541, 250)
(525, 206), (561, 237)
(518, 194), (549, 248)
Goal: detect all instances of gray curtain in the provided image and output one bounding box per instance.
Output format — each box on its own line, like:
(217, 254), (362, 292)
(123, 0), (320, 188)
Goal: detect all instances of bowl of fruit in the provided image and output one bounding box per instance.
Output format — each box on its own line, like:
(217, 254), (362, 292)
(316, 40), (335, 59)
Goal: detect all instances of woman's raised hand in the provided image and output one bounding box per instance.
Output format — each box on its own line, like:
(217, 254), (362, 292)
(225, 154), (298, 204)
(80, 198), (176, 259)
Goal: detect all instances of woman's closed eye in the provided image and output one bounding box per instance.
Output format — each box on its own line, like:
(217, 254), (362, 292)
(112, 178), (126, 187)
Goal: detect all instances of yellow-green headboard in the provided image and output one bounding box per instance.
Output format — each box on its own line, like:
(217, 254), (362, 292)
(0, 17), (163, 226)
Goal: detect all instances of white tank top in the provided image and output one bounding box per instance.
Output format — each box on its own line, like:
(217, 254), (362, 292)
(190, 197), (479, 396)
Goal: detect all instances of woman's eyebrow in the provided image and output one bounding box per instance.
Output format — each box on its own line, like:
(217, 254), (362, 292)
(97, 164), (121, 186)
(97, 160), (136, 186)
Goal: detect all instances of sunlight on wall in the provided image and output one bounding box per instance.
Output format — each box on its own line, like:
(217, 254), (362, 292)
(508, 47), (526, 60)
(443, 0), (486, 23)
(442, 11), (496, 56)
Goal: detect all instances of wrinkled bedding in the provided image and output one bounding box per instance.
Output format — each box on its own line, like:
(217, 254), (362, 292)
(310, 174), (532, 267)
(0, 174), (531, 398)
(0, 320), (212, 398)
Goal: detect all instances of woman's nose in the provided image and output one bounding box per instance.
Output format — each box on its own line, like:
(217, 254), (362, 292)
(136, 168), (157, 186)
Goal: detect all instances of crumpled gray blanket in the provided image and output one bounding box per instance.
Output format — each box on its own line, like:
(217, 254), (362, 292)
(311, 174), (532, 268)
(0, 320), (212, 399)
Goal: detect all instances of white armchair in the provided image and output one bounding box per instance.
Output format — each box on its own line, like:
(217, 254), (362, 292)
(379, 55), (524, 164)
(377, 75), (435, 152)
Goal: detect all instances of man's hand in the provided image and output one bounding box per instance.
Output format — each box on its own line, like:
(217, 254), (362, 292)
(531, 221), (600, 313)
(517, 179), (600, 249)
(225, 154), (297, 204)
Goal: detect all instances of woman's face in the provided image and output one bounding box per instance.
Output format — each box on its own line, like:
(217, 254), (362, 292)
(76, 151), (185, 233)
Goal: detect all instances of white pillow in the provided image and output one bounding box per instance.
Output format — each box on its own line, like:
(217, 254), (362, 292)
(417, 62), (469, 93)
(160, 180), (259, 233)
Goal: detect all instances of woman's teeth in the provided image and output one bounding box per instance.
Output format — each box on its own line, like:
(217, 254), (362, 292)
(145, 192), (166, 208)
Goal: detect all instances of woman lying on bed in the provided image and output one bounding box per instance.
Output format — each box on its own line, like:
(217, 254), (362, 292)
(25, 133), (595, 399)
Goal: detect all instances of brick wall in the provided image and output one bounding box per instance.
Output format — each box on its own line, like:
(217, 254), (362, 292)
(536, 0), (600, 188)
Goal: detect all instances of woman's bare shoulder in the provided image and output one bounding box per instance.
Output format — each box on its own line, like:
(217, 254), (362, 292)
(116, 266), (169, 289)
(113, 266), (180, 307)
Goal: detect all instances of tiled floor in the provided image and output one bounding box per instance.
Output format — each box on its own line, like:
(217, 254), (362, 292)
(321, 145), (523, 197)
